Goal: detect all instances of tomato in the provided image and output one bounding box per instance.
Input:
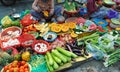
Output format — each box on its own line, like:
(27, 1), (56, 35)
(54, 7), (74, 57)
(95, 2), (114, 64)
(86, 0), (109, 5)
(20, 66), (24, 70)
(21, 61), (26, 66)
(17, 62), (21, 67)
(24, 68), (29, 71)
(4, 66), (8, 71)
(12, 60), (18, 67)
(14, 67), (19, 72)
(24, 63), (28, 68)
(6, 70), (10, 72)
(19, 69), (24, 72)
(8, 64), (12, 70)
(25, 71), (29, 72)
(9, 68), (14, 72)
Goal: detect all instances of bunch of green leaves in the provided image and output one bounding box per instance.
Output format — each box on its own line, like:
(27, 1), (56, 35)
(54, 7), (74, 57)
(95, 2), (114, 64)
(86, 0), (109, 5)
(104, 48), (120, 67)
(2, 19), (22, 29)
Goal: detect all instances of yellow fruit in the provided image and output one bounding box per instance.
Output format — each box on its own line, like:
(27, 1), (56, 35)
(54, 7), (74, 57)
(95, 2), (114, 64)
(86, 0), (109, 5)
(51, 25), (61, 33)
(61, 25), (69, 32)
(71, 31), (78, 38)
(22, 51), (31, 61)
(116, 28), (120, 30)
(68, 22), (76, 29)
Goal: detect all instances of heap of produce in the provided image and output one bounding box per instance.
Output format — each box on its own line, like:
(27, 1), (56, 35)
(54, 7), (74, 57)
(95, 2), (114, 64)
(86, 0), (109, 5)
(2, 60), (30, 72)
(45, 47), (78, 72)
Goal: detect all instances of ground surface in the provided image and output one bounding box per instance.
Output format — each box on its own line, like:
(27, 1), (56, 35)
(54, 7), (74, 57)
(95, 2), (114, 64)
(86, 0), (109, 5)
(0, 0), (120, 72)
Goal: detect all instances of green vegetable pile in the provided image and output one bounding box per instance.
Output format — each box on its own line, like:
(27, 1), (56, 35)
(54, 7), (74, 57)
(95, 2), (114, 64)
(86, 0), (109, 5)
(104, 48), (120, 67)
(2, 20), (22, 29)
(45, 47), (78, 72)
(77, 31), (120, 67)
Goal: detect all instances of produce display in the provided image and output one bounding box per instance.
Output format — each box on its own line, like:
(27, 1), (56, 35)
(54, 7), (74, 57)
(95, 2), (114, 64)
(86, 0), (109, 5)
(0, 0), (120, 72)
(45, 47), (78, 72)
(1, 60), (30, 72)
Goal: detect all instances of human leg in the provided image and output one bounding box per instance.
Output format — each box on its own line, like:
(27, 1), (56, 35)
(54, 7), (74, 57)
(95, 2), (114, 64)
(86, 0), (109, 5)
(30, 10), (44, 20)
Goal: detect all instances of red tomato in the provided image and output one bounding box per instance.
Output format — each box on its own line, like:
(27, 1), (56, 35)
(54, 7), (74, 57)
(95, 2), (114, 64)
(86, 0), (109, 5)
(19, 69), (24, 72)
(24, 63), (28, 68)
(4, 66), (8, 71)
(21, 61), (26, 66)
(9, 68), (14, 72)
(24, 68), (29, 71)
(20, 66), (24, 70)
(25, 71), (29, 72)
(14, 67), (19, 72)
(17, 62), (21, 67)
(8, 65), (12, 70)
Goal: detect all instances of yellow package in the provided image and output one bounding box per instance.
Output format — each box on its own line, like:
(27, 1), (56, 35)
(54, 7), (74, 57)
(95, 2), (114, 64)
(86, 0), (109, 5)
(1, 16), (12, 25)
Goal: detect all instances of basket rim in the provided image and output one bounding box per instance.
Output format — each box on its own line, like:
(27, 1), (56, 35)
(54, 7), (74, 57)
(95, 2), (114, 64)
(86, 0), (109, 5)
(18, 34), (36, 47)
(0, 26), (22, 40)
(32, 40), (50, 54)
(1, 63), (31, 72)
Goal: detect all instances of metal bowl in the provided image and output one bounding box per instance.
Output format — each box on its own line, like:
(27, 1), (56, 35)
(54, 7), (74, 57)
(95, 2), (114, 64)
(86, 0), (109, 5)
(12, 13), (20, 18)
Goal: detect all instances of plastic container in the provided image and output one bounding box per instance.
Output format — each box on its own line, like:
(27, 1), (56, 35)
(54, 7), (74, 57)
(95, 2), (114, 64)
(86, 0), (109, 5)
(65, 17), (78, 23)
(92, 18), (108, 27)
(0, 26), (22, 41)
(1, 63), (31, 72)
(110, 23), (120, 28)
(32, 40), (50, 54)
(0, 37), (20, 51)
(18, 34), (36, 47)
(43, 32), (57, 42)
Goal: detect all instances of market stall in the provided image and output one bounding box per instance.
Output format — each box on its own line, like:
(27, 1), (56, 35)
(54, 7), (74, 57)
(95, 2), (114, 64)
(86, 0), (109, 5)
(0, 0), (120, 72)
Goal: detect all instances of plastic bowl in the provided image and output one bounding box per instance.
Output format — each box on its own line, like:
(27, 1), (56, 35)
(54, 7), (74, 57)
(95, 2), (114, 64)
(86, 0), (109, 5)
(0, 26), (22, 41)
(65, 17), (78, 23)
(32, 40), (50, 54)
(43, 32), (57, 42)
(1, 63), (31, 72)
(18, 34), (36, 47)
(92, 18), (108, 27)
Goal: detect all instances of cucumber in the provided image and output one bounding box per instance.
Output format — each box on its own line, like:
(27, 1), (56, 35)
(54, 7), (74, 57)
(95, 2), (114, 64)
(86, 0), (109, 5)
(56, 47), (72, 57)
(46, 52), (54, 66)
(59, 62), (64, 66)
(69, 52), (78, 58)
(45, 55), (54, 72)
(51, 53), (62, 64)
(62, 54), (71, 62)
(53, 60), (59, 70)
(56, 47), (78, 58)
(52, 50), (67, 63)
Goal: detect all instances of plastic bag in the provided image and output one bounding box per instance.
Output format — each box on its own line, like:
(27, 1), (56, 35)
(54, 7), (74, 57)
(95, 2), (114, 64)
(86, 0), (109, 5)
(1, 16), (13, 25)
(20, 14), (34, 27)
(86, 43), (105, 60)
(20, 10), (30, 19)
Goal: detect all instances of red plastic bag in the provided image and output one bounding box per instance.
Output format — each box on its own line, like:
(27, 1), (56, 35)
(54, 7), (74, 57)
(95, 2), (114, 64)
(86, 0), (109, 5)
(20, 14), (37, 27)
